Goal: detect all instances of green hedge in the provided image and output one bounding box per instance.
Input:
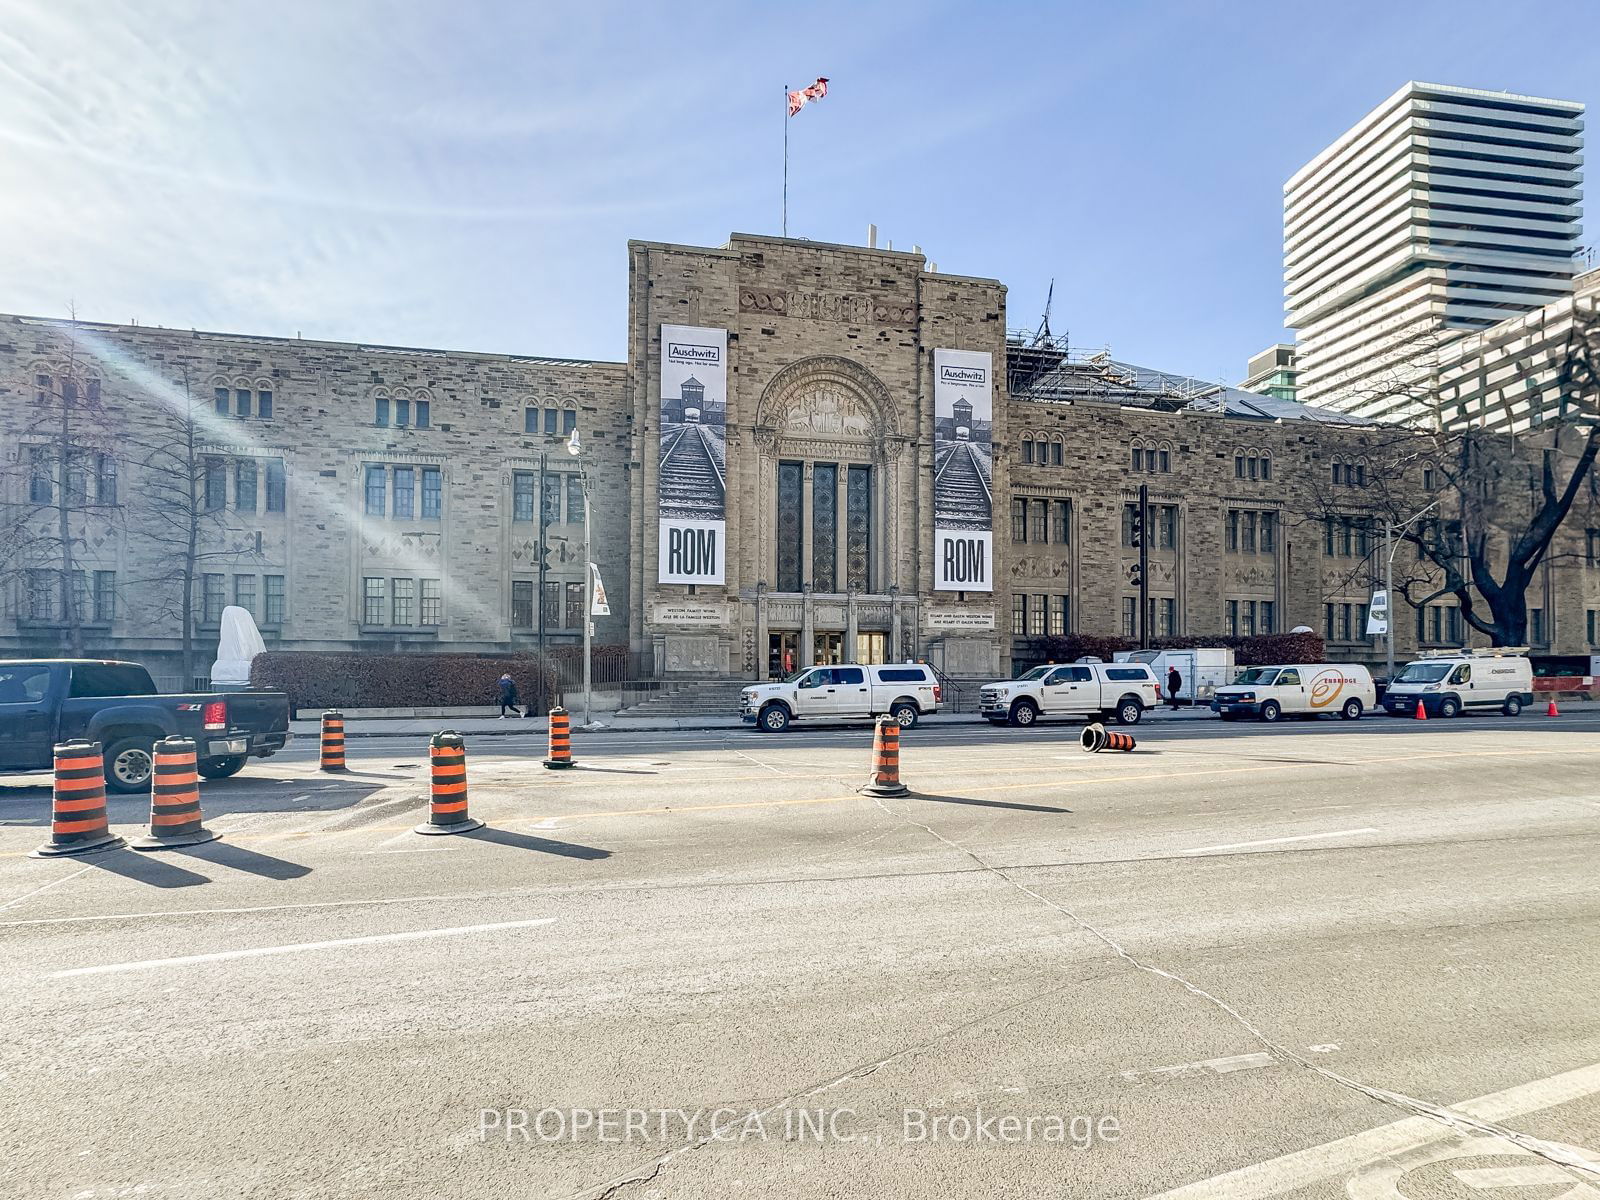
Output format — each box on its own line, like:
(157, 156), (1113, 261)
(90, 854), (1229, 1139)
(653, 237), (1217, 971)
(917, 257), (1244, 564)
(250, 651), (561, 713)
(1025, 631), (1326, 667)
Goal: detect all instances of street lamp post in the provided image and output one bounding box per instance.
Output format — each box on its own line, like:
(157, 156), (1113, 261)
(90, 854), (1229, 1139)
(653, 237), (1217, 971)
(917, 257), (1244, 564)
(567, 427), (595, 726)
(1383, 499), (1440, 680)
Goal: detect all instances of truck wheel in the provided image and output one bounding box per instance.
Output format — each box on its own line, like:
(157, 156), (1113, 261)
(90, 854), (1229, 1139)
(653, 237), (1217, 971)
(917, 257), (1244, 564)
(1114, 697), (1143, 726)
(759, 704), (790, 733)
(1502, 697), (1522, 717)
(1259, 700), (1282, 723)
(1340, 699), (1363, 720)
(198, 755), (247, 780)
(890, 701), (920, 729)
(1438, 697), (1461, 719)
(103, 736), (157, 794)
(1008, 699), (1038, 728)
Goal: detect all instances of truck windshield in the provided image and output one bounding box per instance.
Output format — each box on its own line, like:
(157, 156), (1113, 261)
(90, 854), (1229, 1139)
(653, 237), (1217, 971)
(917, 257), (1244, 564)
(1232, 668), (1279, 685)
(1394, 662), (1452, 684)
(1016, 666), (1054, 681)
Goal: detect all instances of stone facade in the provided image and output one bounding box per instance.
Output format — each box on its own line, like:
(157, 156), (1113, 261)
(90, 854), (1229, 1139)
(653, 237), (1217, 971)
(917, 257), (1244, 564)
(4, 232), (1599, 686)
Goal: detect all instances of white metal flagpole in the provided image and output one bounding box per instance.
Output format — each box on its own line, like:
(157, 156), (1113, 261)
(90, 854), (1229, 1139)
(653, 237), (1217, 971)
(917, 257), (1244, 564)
(782, 83), (789, 237)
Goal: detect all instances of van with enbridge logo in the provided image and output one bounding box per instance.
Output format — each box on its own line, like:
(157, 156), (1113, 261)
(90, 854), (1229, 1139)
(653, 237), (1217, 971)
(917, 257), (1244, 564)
(1211, 663), (1375, 722)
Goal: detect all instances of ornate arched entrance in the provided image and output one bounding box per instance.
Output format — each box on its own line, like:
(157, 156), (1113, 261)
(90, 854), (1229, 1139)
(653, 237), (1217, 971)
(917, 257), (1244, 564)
(749, 357), (914, 675)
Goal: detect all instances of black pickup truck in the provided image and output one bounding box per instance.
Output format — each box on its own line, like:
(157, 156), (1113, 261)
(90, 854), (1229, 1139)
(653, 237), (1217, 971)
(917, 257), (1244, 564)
(0, 660), (290, 792)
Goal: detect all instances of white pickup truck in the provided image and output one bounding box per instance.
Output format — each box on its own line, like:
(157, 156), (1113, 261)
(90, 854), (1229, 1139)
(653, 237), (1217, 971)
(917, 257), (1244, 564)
(979, 662), (1160, 727)
(740, 663), (942, 732)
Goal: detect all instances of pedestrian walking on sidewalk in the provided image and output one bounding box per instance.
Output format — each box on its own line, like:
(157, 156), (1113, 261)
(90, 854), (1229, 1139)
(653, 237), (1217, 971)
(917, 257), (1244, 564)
(497, 671), (523, 719)
(1166, 665), (1182, 710)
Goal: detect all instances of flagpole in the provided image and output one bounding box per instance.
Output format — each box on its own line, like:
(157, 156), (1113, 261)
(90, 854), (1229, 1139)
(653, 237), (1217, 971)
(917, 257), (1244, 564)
(782, 83), (789, 237)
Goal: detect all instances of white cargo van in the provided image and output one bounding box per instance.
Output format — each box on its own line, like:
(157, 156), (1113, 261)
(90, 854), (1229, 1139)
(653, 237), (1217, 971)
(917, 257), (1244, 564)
(1114, 647), (1236, 706)
(740, 663), (941, 732)
(1211, 663), (1375, 722)
(978, 662), (1160, 727)
(1382, 648), (1534, 718)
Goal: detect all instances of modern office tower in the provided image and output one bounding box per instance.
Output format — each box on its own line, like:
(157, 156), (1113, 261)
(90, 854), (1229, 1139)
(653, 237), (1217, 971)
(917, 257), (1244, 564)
(1285, 82), (1584, 419)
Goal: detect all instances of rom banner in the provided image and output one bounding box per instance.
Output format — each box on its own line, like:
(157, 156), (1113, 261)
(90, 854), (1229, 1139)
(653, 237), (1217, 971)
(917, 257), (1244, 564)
(932, 348), (994, 591)
(657, 324), (728, 585)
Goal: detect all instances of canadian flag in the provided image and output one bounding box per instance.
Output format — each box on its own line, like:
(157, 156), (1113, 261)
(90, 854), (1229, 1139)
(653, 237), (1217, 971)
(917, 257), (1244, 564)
(787, 77), (829, 117)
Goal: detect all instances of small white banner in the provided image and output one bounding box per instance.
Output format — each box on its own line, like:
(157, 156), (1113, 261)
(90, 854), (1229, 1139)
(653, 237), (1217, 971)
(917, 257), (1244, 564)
(590, 564), (610, 617)
(1366, 588), (1389, 636)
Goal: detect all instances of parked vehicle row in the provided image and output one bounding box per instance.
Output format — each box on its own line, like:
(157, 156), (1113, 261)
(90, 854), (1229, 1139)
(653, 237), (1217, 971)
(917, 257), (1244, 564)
(735, 648), (1540, 732)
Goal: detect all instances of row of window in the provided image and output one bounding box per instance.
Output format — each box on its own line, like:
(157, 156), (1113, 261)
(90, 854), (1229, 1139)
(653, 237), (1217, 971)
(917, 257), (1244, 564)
(361, 577), (444, 628)
(364, 465), (444, 519)
(1122, 596), (1181, 638)
(1010, 499), (1071, 545)
(1121, 503), (1179, 550)
(1019, 437), (1065, 466)
(511, 580), (587, 630)
(203, 456), (287, 514)
(512, 471), (585, 526)
(214, 387), (274, 420)
(1330, 461), (1368, 487)
(200, 573), (287, 626)
(1227, 599), (1277, 637)
(375, 395), (431, 429)
(1011, 594), (1070, 636)
(1226, 510), (1278, 554)
(525, 407), (579, 436)
(1131, 443), (1172, 474)
(1235, 453), (1272, 481)
(27, 447), (117, 506)
(24, 569), (116, 623)
(33, 373), (101, 406)
(1324, 601), (1374, 643)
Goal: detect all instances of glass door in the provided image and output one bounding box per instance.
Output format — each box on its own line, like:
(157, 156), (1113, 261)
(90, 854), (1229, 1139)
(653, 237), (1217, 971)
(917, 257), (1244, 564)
(769, 632), (800, 679)
(813, 632), (844, 665)
(855, 632), (887, 664)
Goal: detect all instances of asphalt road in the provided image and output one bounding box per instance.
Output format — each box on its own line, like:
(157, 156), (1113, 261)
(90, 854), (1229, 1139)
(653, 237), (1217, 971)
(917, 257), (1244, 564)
(3, 711), (1599, 1198)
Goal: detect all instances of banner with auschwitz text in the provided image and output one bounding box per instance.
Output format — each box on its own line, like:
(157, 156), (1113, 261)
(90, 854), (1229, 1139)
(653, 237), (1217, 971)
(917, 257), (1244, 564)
(932, 348), (994, 591)
(657, 324), (728, 585)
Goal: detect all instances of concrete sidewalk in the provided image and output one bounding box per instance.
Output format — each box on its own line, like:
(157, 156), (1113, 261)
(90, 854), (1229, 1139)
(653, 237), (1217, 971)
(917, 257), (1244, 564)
(288, 705), (1220, 739)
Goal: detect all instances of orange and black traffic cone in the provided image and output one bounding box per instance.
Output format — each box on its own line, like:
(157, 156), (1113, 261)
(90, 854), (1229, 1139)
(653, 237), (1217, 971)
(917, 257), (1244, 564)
(32, 740), (125, 858)
(320, 710), (347, 772)
(1102, 729), (1137, 752)
(1548, 696), (1560, 717)
(414, 731), (483, 835)
(543, 708), (573, 770)
(863, 717), (910, 796)
(132, 736), (219, 850)
(1414, 698), (1428, 720)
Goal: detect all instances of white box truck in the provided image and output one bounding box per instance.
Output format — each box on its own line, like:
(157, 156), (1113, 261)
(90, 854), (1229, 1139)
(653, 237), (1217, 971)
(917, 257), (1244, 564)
(1113, 648), (1236, 706)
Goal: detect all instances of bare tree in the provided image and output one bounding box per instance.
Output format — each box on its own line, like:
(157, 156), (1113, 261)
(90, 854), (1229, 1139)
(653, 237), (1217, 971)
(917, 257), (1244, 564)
(1303, 300), (1600, 646)
(2, 316), (122, 656)
(127, 367), (263, 685)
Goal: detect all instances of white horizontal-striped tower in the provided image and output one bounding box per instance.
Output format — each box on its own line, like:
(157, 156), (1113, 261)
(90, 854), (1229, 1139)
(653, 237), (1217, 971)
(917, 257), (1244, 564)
(1285, 82), (1585, 421)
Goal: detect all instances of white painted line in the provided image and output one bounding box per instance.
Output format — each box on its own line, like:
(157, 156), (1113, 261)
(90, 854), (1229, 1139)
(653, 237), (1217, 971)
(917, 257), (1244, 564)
(52, 916), (558, 977)
(1144, 1058), (1600, 1198)
(0, 888), (526, 928)
(0, 863), (97, 913)
(1182, 827), (1378, 855)
(357, 848), (456, 855)
(1121, 1051), (1276, 1081)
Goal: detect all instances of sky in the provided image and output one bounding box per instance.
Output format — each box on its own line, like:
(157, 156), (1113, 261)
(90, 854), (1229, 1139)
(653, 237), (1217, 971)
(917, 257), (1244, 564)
(1, 0), (1596, 384)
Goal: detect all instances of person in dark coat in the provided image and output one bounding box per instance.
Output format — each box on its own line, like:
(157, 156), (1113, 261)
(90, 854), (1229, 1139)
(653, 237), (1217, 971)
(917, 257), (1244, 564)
(497, 671), (522, 718)
(1166, 665), (1182, 709)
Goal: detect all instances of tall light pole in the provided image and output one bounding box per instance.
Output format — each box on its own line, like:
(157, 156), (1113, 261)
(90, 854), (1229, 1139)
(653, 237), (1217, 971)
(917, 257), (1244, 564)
(567, 427), (595, 726)
(1383, 498), (1440, 680)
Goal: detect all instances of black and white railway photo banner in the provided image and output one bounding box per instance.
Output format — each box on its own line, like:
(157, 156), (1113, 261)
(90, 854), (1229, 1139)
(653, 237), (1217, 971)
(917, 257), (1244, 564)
(657, 323), (728, 585)
(932, 348), (994, 591)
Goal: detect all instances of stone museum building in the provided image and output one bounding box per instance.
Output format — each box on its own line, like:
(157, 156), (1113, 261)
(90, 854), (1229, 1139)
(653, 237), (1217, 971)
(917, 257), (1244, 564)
(4, 232), (1599, 687)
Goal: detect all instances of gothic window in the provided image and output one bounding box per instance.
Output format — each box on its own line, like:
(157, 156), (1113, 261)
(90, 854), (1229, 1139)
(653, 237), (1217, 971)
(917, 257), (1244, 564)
(812, 463), (838, 592)
(846, 465), (872, 592)
(777, 461), (803, 592)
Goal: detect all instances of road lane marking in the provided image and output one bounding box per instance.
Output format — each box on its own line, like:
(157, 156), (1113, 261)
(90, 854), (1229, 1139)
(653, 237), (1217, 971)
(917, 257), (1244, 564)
(51, 916), (559, 977)
(1144, 1059), (1600, 1198)
(1121, 1051), (1277, 1081)
(1182, 828), (1379, 854)
(0, 863), (97, 913)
